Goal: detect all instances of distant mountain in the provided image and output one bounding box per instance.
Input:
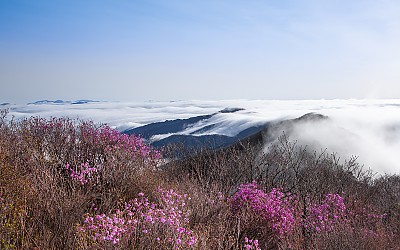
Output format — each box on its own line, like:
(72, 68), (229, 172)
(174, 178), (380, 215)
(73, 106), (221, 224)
(123, 107), (267, 150)
(124, 114), (214, 139)
(29, 100), (68, 105)
(236, 112), (330, 148)
(28, 99), (99, 105)
(72, 100), (100, 105)
(152, 125), (267, 149)
(123, 112), (330, 152)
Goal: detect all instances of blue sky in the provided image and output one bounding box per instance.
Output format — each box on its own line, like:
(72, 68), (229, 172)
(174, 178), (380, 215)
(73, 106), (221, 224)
(1, 0), (400, 103)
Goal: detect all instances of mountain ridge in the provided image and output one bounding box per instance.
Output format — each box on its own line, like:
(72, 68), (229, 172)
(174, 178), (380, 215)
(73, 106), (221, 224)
(123, 111), (328, 151)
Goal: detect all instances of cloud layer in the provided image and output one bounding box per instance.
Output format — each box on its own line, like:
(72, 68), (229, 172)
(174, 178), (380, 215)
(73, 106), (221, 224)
(6, 99), (400, 175)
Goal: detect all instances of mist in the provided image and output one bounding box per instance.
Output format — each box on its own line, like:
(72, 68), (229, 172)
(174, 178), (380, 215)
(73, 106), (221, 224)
(276, 117), (400, 175)
(5, 99), (400, 175)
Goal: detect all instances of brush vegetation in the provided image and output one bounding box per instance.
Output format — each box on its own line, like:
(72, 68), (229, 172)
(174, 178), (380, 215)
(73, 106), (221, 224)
(0, 110), (399, 249)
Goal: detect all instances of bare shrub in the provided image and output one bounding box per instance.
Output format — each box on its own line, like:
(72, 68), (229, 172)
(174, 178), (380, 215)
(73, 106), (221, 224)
(0, 113), (160, 249)
(1, 110), (399, 249)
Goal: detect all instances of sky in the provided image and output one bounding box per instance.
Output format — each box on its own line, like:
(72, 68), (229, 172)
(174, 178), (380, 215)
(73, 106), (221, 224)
(1, 0), (400, 103)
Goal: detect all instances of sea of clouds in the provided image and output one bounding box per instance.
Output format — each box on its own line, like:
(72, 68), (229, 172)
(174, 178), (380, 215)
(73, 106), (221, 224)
(5, 99), (400, 175)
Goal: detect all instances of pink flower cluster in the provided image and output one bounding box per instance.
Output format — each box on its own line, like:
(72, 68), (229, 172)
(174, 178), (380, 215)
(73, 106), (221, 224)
(244, 237), (261, 250)
(79, 188), (197, 248)
(231, 182), (297, 236)
(231, 182), (390, 241)
(31, 117), (68, 131)
(153, 188), (197, 246)
(65, 162), (97, 185)
(81, 211), (127, 244)
(304, 193), (347, 232)
(80, 125), (160, 160)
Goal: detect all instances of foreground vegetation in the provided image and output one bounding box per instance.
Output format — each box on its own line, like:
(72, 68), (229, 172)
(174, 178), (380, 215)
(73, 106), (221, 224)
(0, 110), (399, 249)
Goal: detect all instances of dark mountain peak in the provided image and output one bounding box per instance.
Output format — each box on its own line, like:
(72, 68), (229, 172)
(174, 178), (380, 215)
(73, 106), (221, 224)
(229, 112), (330, 150)
(294, 112), (328, 122)
(29, 100), (67, 105)
(71, 100), (99, 104)
(28, 99), (100, 105)
(219, 107), (245, 113)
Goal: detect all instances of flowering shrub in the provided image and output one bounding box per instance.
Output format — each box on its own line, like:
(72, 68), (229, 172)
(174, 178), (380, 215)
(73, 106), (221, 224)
(231, 182), (297, 236)
(0, 112), (399, 249)
(65, 162), (98, 185)
(78, 188), (197, 248)
(15, 116), (160, 172)
(304, 193), (348, 232)
(243, 237), (261, 250)
(80, 124), (161, 163)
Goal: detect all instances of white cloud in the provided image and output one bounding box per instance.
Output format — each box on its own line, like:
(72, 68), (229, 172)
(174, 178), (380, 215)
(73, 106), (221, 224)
(6, 99), (400, 174)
